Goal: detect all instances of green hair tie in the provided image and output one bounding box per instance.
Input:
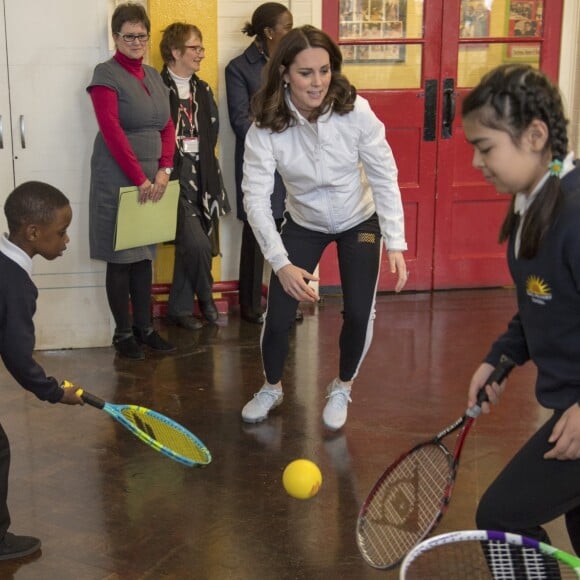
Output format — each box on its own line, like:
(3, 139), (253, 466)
(549, 158), (563, 177)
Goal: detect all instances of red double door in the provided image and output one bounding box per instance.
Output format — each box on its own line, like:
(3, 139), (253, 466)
(320, 0), (563, 291)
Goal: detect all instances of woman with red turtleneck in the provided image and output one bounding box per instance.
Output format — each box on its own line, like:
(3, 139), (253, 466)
(87, 2), (175, 360)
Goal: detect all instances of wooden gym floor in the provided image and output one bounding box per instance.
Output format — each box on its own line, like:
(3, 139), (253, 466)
(0, 288), (573, 579)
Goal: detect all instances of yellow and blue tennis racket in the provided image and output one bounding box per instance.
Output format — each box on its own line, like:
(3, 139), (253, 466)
(70, 384), (211, 467)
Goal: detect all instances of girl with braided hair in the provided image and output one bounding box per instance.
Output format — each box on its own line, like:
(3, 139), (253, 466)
(463, 64), (580, 551)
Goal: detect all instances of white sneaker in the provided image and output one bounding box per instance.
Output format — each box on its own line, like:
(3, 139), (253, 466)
(322, 379), (352, 430)
(242, 385), (283, 423)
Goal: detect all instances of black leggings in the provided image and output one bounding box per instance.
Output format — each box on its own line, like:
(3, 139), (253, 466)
(476, 409), (580, 554)
(261, 214), (382, 385)
(106, 260), (152, 336)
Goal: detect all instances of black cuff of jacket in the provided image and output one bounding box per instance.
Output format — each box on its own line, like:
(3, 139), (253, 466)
(46, 377), (65, 403)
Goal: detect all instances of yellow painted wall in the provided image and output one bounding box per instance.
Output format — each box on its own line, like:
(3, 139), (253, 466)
(147, 0), (220, 284)
(148, 0), (218, 90)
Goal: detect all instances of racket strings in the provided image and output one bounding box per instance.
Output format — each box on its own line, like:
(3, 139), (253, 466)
(403, 540), (573, 579)
(358, 443), (452, 568)
(484, 544), (564, 579)
(120, 407), (210, 464)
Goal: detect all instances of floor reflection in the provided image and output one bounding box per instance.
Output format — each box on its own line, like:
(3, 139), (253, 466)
(0, 289), (572, 579)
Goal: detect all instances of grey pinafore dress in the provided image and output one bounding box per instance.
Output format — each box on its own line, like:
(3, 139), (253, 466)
(87, 59), (171, 263)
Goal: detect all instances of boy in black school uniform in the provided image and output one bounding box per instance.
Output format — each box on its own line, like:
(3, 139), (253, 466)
(0, 181), (83, 560)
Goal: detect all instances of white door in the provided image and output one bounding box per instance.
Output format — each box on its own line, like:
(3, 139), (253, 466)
(1, 0), (113, 348)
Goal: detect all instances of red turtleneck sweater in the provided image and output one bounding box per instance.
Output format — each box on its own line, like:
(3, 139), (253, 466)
(88, 51), (174, 186)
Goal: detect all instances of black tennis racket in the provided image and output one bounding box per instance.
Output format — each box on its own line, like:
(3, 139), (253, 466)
(68, 383), (211, 467)
(400, 530), (580, 579)
(356, 355), (516, 569)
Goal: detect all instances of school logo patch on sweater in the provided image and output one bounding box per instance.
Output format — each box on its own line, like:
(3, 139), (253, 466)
(526, 275), (552, 305)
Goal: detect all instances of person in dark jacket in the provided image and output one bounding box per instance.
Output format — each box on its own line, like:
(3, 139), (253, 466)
(225, 3), (301, 325)
(0, 182), (83, 560)
(159, 22), (230, 331)
(463, 64), (580, 555)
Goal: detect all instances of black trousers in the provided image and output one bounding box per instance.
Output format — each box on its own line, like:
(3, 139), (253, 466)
(168, 198), (213, 317)
(106, 260), (152, 336)
(476, 409), (580, 554)
(0, 423), (11, 539)
(261, 214), (382, 384)
(239, 218), (284, 316)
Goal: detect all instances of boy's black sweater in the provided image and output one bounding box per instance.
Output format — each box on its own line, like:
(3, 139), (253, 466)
(0, 251), (63, 403)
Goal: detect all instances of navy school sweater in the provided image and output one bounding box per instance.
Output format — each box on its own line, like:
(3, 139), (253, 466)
(0, 251), (63, 403)
(486, 162), (580, 410)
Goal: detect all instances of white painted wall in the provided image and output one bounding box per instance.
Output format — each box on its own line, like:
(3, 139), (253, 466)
(559, 0), (579, 154)
(1, 0), (113, 349)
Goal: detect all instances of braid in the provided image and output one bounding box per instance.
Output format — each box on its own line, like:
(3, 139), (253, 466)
(517, 68), (568, 258)
(463, 65), (569, 259)
(524, 70), (568, 160)
(546, 107), (568, 162)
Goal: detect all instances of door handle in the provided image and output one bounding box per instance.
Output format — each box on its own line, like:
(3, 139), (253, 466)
(423, 79), (437, 142)
(442, 78), (456, 139)
(19, 115), (26, 148)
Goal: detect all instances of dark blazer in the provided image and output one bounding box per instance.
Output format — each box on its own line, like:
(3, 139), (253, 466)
(225, 42), (286, 221)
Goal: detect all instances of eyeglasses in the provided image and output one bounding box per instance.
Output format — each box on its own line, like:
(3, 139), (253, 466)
(184, 45), (206, 55)
(117, 33), (150, 44)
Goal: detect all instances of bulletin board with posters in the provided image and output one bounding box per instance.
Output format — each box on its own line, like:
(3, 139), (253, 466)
(505, 0), (543, 62)
(459, 0), (491, 39)
(339, 0), (407, 63)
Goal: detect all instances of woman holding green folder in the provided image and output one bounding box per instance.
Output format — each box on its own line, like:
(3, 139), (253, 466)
(87, 2), (176, 360)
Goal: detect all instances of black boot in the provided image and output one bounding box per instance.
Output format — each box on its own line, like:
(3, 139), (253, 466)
(113, 334), (145, 360)
(199, 299), (219, 324)
(133, 327), (176, 352)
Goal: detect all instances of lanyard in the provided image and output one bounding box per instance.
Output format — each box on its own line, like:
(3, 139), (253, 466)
(178, 95), (197, 137)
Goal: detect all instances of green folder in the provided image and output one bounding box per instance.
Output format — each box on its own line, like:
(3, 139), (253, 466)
(114, 180), (179, 251)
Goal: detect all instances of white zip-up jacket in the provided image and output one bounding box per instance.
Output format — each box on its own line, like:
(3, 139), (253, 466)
(242, 94), (407, 273)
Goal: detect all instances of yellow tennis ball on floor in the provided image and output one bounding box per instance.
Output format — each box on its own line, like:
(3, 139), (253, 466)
(282, 459), (322, 500)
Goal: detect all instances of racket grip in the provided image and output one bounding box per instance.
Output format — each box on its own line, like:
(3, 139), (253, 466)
(473, 354), (516, 411)
(78, 389), (106, 410)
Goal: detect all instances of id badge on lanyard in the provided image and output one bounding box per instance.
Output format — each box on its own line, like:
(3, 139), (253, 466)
(179, 95), (199, 155)
(182, 137), (199, 154)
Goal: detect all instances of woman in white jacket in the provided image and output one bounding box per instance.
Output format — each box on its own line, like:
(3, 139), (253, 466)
(241, 25), (408, 430)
